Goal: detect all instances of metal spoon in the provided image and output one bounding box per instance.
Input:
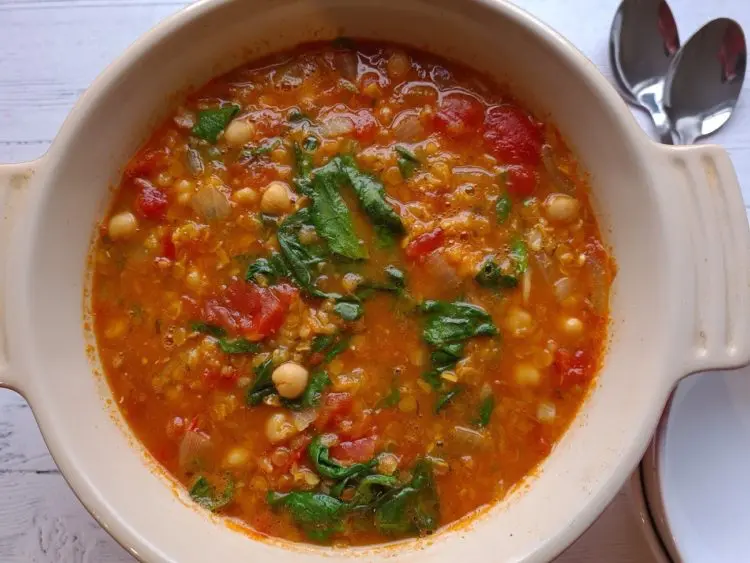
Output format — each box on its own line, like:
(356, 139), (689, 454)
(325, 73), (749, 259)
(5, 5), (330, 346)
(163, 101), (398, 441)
(663, 18), (746, 145)
(609, 0), (680, 141)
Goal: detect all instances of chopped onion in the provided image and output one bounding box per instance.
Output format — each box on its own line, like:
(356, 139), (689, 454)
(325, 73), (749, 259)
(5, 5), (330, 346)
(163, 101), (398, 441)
(178, 429), (212, 472)
(191, 185), (230, 221)
(542, 144), (576, 194)
(292, 409), (318, 432)
(423, 253), (460, 289)
(553, 276), (572, 302)
(321, 115), (355, 138)
(450, 426), (487, 450)
(531, 251), (559, 286)
(537, 402), (557, 423)
(273, 60), (317, 90)
(391, 111), (425, 142)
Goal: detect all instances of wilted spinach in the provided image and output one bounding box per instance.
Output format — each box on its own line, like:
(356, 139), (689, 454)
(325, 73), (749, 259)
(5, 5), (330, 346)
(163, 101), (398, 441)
(189, 475), (234, 512)
(192, 104), (240, 143)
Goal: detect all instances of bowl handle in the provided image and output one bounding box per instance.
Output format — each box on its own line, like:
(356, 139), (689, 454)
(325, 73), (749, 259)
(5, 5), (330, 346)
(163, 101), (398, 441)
(659, 144), (750, 376)
(0, 161), (38, 394)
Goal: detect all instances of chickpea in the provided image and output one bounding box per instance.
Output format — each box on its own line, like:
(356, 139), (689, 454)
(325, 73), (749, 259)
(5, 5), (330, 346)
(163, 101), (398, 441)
(272, 362), (309, 399)
(560, 316), (584, 339)
(260, 181), (293, 215)
(232, 187), (258, 205)
(265, 412), (297, 444)
(544, 194), (580, 223)
(223, 118), (255, 146)
(514, 362), (541, 386)
(224, 446), (250, 468)
(504, 306), (534, 338)
(107, 211), (138, 240)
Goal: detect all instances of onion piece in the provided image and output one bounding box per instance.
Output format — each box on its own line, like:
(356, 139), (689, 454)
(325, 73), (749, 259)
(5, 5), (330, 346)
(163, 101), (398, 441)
(391, 111), (425, 142)
(191, 185), (230, 221)
(449, 426), (487, 450)
(292, 409), (318, 432)
(178, 429), (212, 472)
(542, 144), (576, 194)
(321, 115), (355, 138)
(553, 276), (572, 303)
(530, 251), (559, 286)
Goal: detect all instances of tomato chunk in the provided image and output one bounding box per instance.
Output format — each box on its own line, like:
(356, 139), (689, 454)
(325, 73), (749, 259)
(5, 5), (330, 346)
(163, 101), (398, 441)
(125, 148), (169, 178)
(134, 179), (169, 220)
(330, 435), (378, 463)
(352, 109), (378, 142)
(504, 164), (538, 198)
(483, 105), (543, 165)
(203, 280), (296, 340)
(405, 228), (445, 261)
(201, 367), (239, 391)
(315, 392), (354, 431)
(435, 93), (484, 138)
(553, 348), (593, 390)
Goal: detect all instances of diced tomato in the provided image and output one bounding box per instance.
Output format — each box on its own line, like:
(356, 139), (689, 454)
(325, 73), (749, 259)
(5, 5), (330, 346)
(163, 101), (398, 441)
(483, 105), (543, 165)
(434, 93), (484, 138)
(330, 435), (378, 464)
(134, 179), (169, 220)
(201, 367), (239, 391)
(315, 392), (354, 431)
(125, 148), (169, 178)
(553, 348), (593, 390)
(228, 160), (276, 189)
(161, 231), (176, 260)
(351, 109), (378, 142)
(505, 164), (538, 198)
(203, 279), (296, 340)
(405, 228), (445, 261)
(280, 434), (313, 472)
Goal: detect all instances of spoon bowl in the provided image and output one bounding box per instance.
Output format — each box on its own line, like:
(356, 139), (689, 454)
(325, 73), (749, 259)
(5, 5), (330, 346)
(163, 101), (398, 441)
(609, 0), (680, 138)
(664, 18), (746, 145)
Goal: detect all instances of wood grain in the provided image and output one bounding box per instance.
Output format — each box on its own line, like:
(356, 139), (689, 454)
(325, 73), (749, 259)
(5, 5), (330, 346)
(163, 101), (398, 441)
(2, 0), (749, 560)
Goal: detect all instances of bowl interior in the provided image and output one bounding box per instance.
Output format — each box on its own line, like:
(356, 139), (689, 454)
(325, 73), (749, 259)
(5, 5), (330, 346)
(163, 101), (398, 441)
(9, 0), (676, 561)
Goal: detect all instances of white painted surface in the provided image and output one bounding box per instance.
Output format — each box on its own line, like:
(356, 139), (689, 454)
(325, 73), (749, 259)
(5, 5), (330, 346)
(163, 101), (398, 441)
(1, 0), (748, 560)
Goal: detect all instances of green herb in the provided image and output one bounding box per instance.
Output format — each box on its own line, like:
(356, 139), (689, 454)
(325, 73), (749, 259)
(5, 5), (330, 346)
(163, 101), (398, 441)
(435, 386), (463, 413)
(192, 104), (240, 143)
(217, 338), (260, 355)
(283, 371), (331, 411)
(293, 142), (315, 195)
(311, 334), (335, 353)
(339, 155), (404, 235)
(476, 395), (495, 427)
(333, 300), (363, 321)
(303, 135), (320, 152)
(308, 435), (376, 481)
(422, 341), (465, 388)
(189, 475), (234, 512)
(308, 159), (368, 260)
(311, 333), (351, 364)
(421, 300), (498, 348)
(357, 265), (408, 298)
(277, 208), (330, 296)
(323, 335), (351, 363)
(378, 383), (401, 408)
(374, 225), (397, 249)
(374, 459), (439, 535)
(241, 139), (280, 160)
(349, 474), (400, 508)
(496, 194), (512, 223)
(247, 358), (275, 406)
(510, 239), (528, 274)
(475, 256), (519, 289)
(267, 491), (345, 541)
(190, 322), (227, 338)
(332, 36), (356, 50)
(395, 146), (420, 179)
(245, 253), (290, 285)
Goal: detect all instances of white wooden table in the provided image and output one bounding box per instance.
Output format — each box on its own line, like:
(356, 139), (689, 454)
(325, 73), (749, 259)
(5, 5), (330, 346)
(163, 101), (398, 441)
(1, 0), (749, 561)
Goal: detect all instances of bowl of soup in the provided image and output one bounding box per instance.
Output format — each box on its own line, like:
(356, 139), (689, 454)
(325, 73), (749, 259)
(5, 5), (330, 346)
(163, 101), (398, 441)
(1, 0), (748, 561)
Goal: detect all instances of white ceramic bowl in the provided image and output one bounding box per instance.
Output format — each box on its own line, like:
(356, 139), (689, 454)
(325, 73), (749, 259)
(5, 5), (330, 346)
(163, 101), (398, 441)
(1, 0), (749, 561)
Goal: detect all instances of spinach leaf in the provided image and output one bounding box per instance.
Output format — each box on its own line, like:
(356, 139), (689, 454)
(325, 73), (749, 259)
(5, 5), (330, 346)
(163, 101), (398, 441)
(476, 395), (495, 427)
(374, 459), (439, 535)
(241, 139), (280, 160)
(245, 253), (290, 285)
(192, 105), (240, 143)
(247, 358), (275, 406)
(267, 491), (345, 541)
(510, 239), (528, 274)
(323, 335), (351, 363)
(308, 435), (376, 481)
(309, 159), (368, 260)
(303, 135), (320, 152)
(349, 474), (400, 508)
(421, 300), (498, 347)
(311, 334), (335, 353)
(375, 225), (397, 249)
(283, 370), (330, 410)
(189, 475), (234, 512)
(422, 342), (464, 390)
(277, 208), (328, 295)
(357, 265), (407, 298)
(496, 194), (512, 223)
(333, 300), (363, 321)
(218, 338), (260, 355)
(311, 333), (351, 364)
(435, 386), (463, 413)
(395, 146), (420, 179)
(475, 256), (519, 288)
(293, 142), (315, 196)
(384, 265), (406, 288)
(190, 322), (227, 338)
(339, 155), (404, 235)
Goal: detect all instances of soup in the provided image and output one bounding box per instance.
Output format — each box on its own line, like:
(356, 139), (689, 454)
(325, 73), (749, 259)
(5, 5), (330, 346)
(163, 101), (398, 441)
(90, 40), (613, 546)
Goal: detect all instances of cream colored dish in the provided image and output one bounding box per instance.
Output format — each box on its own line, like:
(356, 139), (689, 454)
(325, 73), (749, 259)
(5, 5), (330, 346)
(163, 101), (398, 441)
(0, 0), (749, 561)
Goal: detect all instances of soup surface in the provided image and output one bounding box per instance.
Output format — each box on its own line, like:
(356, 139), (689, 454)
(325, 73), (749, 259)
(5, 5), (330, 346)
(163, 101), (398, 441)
(91, 40), (613, 545)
